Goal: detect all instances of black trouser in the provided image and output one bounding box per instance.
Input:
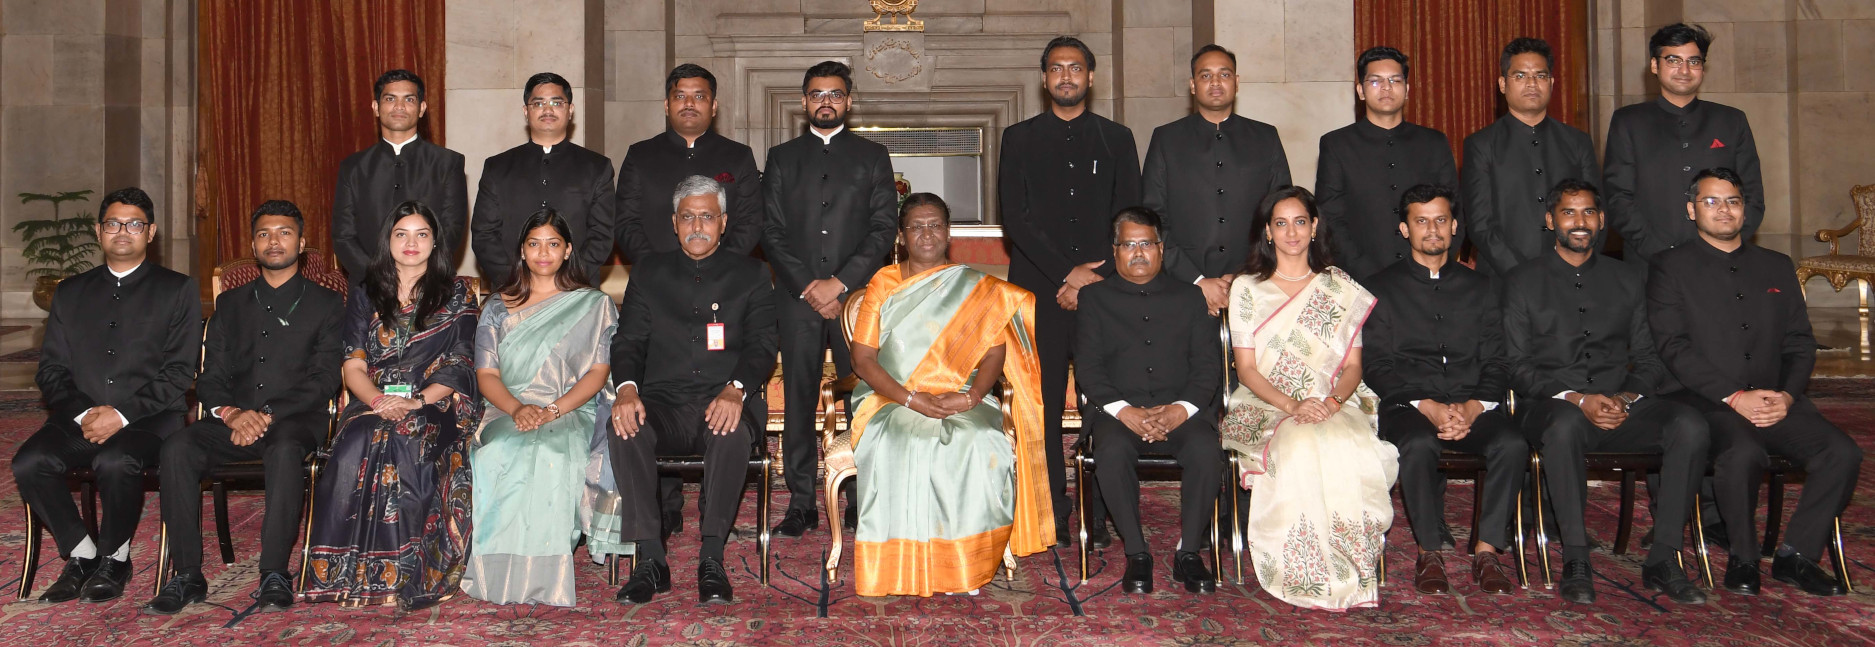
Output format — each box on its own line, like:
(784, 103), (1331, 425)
(1670, 393), (1863, 559)
(778, 298), (850, 514)
(1088, 413), (1220, 556)
(159, 412), (326, 573)
(1522, 396), (1709, 563)
(610, 398), (753, 553)
(1026, 279), (1106, 532)
(1381, 405), (1526, 552)
(12, 412), (182, 557)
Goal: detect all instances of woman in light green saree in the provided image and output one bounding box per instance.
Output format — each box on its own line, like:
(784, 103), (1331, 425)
(462, 210), (620, 607)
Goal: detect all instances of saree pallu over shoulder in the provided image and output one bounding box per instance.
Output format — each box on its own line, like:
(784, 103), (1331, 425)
(847, 264), (1053, 596)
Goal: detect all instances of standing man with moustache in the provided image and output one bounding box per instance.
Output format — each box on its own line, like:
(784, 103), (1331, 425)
(332, 69), (468, 281)
(471, 72), (617, 287)
(999, 36), (1140, 547)
(1463, 38), (1599, 277)
(1606, 24), (1765, 262)
(1142, 44), (1289, 315)
(1316, 47), (1460, 281)
(761, 61), (899, 537)
(616, 64), (763, 262)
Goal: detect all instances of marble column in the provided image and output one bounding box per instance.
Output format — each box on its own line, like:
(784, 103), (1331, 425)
(1212, 0), (1355, 190)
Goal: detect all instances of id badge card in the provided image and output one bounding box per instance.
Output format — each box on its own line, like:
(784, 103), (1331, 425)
(706, 323), (727, 350)
(383, 384), (413, 397)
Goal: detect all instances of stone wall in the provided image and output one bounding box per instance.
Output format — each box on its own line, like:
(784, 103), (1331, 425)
(1213, 0), (1357, 190)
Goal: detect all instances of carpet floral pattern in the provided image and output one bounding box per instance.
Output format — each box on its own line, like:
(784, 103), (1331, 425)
(0, 394), (1870, 645)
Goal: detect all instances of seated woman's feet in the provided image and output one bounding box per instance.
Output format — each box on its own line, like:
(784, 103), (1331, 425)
(141, 572), (207, 615)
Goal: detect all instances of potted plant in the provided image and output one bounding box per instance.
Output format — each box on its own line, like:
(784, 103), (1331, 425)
(14, 190), (98, 311)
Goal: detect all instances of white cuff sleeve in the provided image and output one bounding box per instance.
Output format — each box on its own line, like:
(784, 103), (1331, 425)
(1101, 400), (1132, 416)
(1174, 401), (1199, 418)
(1479, 401), (1500, 412)
(1552, 391), (1577, 401)
(616, 381), (637, 396)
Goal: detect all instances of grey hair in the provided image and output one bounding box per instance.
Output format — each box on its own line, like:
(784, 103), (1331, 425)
(671, 175), (728, 214)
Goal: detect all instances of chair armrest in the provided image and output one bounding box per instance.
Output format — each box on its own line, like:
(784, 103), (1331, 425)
(1815, 219), (1862, 256)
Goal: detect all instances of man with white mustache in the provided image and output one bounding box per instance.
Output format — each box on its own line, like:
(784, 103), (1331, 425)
(1463, 38), (1599, 277)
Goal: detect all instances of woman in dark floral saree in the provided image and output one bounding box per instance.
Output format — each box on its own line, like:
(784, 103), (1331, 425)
(302, 201), (481, 609)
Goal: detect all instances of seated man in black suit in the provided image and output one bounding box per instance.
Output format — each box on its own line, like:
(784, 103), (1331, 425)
(14, 187), (200, 603)
(1074, 207), (1221, 595)
(610, 175), (778, 605)
(1649, 167), (1861, 596)
(143, 200), (345, 615)
(1363, 184), (1524, 596)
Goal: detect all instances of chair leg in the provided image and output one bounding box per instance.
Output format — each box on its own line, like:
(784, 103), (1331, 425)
(1513, 485), (1529, 589)
(18, 504), (40, 600)
(1531, 454), (1553, 588)
(823, 469), (853, 584)
(1375, 531), (1387, 588)
(213, 481), (235, 566)
(80, 482), (97, 539)
(1468, 472), (1486, 555)
(1003, 547), (1017, 582)
(297, 462), (321, 595)
(1762, 472), (1787, 558)
(1833, 516), (1854, 594)
(1209, 498), (1221, 584)
(759, 457), (773, 587)
(154, 522), (171, 596)
(1230, 456), (1245, 585)
(1692, 493), (1714, 588)
(1077, 454), (1090, 584)
(607, 553), (621, 587)
(1614, 471), (1636, 556)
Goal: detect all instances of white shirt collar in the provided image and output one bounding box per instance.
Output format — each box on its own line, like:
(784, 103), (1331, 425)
(109, 262), (142, 279)
(811, 125), (845, 145)
(384, 133), (419, 155)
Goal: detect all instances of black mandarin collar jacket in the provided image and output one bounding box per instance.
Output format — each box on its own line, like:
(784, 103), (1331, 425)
(1142, 112), (1291, 281)
(36, 263), (202, 430)
(1647, 240), (1813, 402)
(1362, 258), (1507, 407)
(199, 272), (346, 419)
(1073, 272), (1221, 419)
(616, 129), (763, 262)
(1316, 119), (1458, 280)
(611, 249), (778, 413)
(1502, 250), (1666, 398)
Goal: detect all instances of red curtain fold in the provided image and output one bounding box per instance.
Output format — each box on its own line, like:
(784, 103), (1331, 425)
(199, 0), (446, 270)
(1355, 0), (1589, 165)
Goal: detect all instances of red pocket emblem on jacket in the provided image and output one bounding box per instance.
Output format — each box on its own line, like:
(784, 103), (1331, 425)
(715, 172), (735, 183)
(1710, 139), (1725, 149)
(1767, 288), (1780, 293)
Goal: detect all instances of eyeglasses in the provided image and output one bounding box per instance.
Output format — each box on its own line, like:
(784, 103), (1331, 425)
(1696, 196), (1744, 209)
(902, 223), (946, 234)
(1659, 55), (1706, 69)
(1507, 71), (1553, 82)
(1113, 240), (1162, 252)
(1364, 76), (1405, 88)
(805, 90), (848, 104)
(678, 213), (724, 223)
(526, 98), (569, 110)
(101, 220), (150, 234)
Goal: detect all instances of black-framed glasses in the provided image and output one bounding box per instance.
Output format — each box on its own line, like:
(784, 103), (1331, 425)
(101, 220), (150, 234)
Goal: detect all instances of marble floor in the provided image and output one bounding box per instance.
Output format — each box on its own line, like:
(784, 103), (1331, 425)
(0, 307), (1868, 392)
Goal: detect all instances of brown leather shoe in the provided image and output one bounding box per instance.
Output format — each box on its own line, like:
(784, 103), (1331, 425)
(1472, 551), (1515, 595)
(1414, 552), (1450, 595)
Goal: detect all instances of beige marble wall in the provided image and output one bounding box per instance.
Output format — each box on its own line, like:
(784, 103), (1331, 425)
(1213, 0), (1355, 189)
(1120, 0), (1194, 157)
(0, 0), (193, 318)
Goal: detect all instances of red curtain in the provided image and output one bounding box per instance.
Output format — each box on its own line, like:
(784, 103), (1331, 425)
(1355, 0), (1589, 165)
(198, 0), (446, 271)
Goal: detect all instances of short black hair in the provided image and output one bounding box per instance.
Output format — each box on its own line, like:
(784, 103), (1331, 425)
(1500, 37), (1553, 76)
(801, 60), (852, 94)
(1686, 167), (1745, 201)
(523, 72), (573, 104)
(98, 187), (154, 223)
(1190, 44), (1236, 75)
(1357, 46), (1410, 82)
(899, 192), (950, 226)
(374, 69), (425, 102)
(1041, 36), (1097, 72)
(1650, 23), (1712, 58)
(666, 63), (717, 97)
(1545, 178), (1600, 213)
(1111, 206), (1162, 244)
(1397, 184), (1456, 223)
(250, 199), (305, 233)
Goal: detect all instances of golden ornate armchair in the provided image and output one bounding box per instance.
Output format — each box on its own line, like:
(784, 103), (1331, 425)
(1796, 184), (1875, 353)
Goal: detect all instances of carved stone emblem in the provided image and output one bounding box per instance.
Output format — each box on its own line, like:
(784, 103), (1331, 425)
(864, 0), (924, 32)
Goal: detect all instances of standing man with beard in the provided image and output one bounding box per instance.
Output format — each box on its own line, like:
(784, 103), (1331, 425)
(999, 36), (1140, 547)
(761, 61), (898, 537)
(1316, 47), (1460, 281)
(1463, 38), (1598, 277)
(331, 69), (468, 281)
(471, 72), (617, 287)
(1606, 24), (1765, 262)
(616, 64), (763, 262)
(1141, 44), (1288, 315)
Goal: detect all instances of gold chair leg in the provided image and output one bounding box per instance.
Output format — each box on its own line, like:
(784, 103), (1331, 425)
(823, 469), (852, 584)
(1077, 452), (1090, 584)
(1003, 547), (1017, 582)
(1513, 485), (1529, 589)
(1692, 493), (1714, 588)
(1231, 456), (1245, 585)
(1531, 453), (1552, 589)
(1376, 532), (1387, 588)
(1209, 497), (1221, 583)
(154, 522), (170, 596)
(760, 456), (773, 587)
(1834, 516), (1854, 594)
(607, 553), (621, 587)
(297, 461), (321, 596)
(18, 504), (38, 600)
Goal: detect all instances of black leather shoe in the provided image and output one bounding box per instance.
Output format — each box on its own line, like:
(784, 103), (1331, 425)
(1558, 559), (1595, 603)
(253, 570), (295, 612)
(39, 556), (98, 603)
(1724, 555), (1761, 596)
(78, 557), (132, 603)
(1172, 551), (1215, 594)
(142, 572), (207, 615)
(1641, 560), (1707, 604)
(1086, 523), (1113, 551)
(662, 510), (683, 543)
(1772, 551), (1847, 596)
(771, 508), (818, 538)
(1121, 553), (1154, 594)
(617, 559), (671, 604)
(698, 557), (734, 604)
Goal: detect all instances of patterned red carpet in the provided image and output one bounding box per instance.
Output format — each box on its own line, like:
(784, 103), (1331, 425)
(0, 394), (1871, 645)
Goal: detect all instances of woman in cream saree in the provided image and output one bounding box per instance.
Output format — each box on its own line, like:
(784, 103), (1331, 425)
(1223, 187), (1397, 610)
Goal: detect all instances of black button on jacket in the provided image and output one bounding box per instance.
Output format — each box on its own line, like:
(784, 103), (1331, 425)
(1362, 259), (1506, 407)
